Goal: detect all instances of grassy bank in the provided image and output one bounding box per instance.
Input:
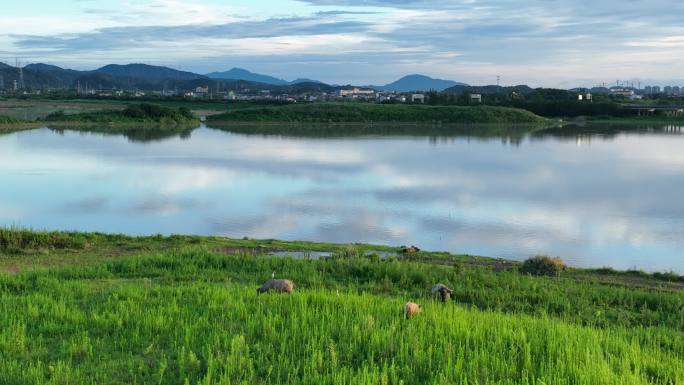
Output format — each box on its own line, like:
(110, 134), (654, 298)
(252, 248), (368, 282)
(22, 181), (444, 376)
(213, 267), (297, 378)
(0, 229), (683, 384)
(208, 103), (549, 124)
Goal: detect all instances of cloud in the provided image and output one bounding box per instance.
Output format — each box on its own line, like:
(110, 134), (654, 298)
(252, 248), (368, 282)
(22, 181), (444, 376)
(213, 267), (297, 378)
(3, 0), (684, 86)
(128, 196), (214, 216)
(314, 10), (380, 16)
(62, 197), (110, 213)
(11, 15), (369, 50)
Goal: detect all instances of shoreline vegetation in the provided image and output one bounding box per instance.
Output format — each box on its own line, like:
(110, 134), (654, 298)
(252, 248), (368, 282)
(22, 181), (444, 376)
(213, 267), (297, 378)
(41, 103), (200, 126)
(1, 229), (683, 383)
(0, 103), (200, 137)
(0, 114), (40, 132)
(1, 103), (200, 132)
(1, 229), (681, 285)
(208, 103), (550, 124)
(2, 99), (683, 138)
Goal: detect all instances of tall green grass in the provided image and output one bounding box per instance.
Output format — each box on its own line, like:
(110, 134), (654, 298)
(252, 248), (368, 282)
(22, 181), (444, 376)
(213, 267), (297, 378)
(1, 233), (683, 384)
(0, 227), (90, 253)
(1, 280), (681, 384)
(4, 248), (684, 330)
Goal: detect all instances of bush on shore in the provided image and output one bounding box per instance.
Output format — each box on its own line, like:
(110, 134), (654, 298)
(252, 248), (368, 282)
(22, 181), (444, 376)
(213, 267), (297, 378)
(520, 256), (567, 276)
(0, 114), (23, 124)
(0, 228), (88, 253)
(43, 103), (197, 124)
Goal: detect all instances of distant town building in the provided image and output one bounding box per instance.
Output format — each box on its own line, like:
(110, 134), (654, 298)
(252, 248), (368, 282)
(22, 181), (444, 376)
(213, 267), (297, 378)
(338, 87), (376, 99)
(195, 86), (209, 97)
(411, 94), (425, 103)
(674, 86), (681, 96)
(609, 88), (635, 97)
(665, 86), (673, 95)
(470, 94), (482, 103)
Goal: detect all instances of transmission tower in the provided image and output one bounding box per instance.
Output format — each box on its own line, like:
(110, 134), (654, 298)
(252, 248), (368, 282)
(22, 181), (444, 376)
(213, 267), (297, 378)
(16, 58), (24, 89)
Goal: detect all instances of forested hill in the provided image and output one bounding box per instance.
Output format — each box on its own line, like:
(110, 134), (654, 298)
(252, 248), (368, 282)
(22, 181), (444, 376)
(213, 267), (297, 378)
(0, 62), (335, 93)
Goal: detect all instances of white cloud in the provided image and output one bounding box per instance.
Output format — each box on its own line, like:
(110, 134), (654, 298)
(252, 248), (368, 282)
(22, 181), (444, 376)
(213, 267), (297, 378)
(3, 0), (684, 86)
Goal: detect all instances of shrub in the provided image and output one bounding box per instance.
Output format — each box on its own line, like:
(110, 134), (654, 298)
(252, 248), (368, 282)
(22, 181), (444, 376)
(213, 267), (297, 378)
(520, 256), (566, 277)
(0, 228), (88, 253)
(0, 114), (24, 124)
(44, 110), (67, 120)
(43, 104), (197, 124)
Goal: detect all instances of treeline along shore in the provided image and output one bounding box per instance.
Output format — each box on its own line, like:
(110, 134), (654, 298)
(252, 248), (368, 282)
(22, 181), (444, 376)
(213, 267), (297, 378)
(0, 228), (682, 384)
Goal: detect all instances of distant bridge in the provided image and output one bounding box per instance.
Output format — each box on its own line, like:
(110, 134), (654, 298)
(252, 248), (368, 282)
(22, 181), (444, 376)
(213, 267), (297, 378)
(622, 104), (684, 117)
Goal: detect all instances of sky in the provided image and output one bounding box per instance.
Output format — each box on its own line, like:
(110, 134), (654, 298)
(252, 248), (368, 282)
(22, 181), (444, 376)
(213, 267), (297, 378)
(1, 0), (684, 87)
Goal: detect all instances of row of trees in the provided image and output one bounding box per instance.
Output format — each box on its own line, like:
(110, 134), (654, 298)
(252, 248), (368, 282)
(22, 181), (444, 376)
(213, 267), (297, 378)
(421, 89), (632, 117)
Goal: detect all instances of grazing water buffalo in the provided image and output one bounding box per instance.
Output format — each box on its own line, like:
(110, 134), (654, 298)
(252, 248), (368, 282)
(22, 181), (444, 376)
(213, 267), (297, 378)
(404, 302), (422, 319)
(257, 279), (294, 294)
(401, 245), (420, 254)
(431, 283), (453, 302)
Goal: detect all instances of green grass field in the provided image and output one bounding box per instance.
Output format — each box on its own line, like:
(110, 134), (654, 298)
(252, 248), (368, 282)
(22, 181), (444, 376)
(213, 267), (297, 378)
(1, 229), (683, 384)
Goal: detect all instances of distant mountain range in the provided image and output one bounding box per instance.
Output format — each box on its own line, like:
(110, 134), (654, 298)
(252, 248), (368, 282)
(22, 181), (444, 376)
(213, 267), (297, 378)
(206, 68), (323, 86)
(97, 64), (202, 81)
(375, 74), (468, 92)
(444, 84), (534, 94)
(0, 62), (333, 93)
(3, 62), (575, 95)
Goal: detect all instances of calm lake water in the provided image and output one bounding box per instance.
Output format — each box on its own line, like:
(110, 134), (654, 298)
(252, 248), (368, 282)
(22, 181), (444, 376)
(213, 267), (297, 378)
(1, 124), (683, 273)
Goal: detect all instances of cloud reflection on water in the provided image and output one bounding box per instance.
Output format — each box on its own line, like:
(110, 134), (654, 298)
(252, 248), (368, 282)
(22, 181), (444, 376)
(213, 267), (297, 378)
(1, 125), (683, 272)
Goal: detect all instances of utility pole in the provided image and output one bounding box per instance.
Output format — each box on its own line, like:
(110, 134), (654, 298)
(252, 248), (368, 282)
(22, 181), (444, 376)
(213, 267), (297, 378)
(496, 75), (500, 87)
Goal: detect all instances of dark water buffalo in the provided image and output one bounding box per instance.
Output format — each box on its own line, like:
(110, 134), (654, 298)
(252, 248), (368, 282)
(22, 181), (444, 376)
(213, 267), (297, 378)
(431, 283), (453, 302)
(257, 279), (295, 294)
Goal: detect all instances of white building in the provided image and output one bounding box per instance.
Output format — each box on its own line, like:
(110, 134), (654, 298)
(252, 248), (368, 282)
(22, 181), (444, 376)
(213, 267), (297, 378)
(411, 94), (425, 103)
(338, 87), (376, 99)
(609, 88), (634, 97)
